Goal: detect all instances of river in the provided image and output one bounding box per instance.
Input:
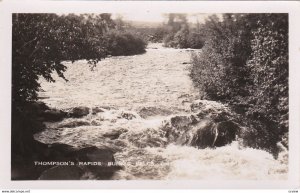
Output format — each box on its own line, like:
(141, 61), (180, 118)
(35, 43), (288, 180)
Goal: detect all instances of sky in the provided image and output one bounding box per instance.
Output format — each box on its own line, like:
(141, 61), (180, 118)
(114, 12), (214, 24)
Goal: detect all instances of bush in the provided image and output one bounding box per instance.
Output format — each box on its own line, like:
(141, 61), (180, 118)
(190, 14), (252, 101)
(246, 14), (288, 136)
(104, 30), (147, 56)
(187, 32), (205, 49)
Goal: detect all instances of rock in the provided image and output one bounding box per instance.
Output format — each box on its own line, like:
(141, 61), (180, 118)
(191, 100), (234, 122)
(30, 101), (50, 112)
(38, 165), (84, 180)
(170, 115), (193, 128)
(41, 109), (67, 122)
(138, 106), (173, 118)
(191, 100), (229, 114)
(57, 120), (90, 128)
(47, 143), (78, 155)
(214, 121), (240, 147)
(120, 111), (138, 120)
(67, 107), (90, 118)
(164, 113), (239, 149)
(74, 146), (115, 164)
(120, 128), (167, 148)
(11, 154), (49, 180)
(39, 143), (79, 164)
(103, 128), (128, 140)
(165, 117), (218, 148)
(190, 119), (218, 148)
(163, 115), (194, 144)
(92, 107), (105, 115)
(73, 146), (121, 179)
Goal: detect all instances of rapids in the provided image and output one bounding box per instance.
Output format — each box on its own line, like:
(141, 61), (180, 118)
(35, 43), (288, 180)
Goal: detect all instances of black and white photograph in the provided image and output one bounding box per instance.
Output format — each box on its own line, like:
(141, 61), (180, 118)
(0, 0), (300, 190)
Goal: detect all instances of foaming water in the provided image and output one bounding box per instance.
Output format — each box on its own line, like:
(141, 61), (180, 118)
(36, 44), (288, 180)
(34, 108), (288, 180)
(149, 143), (288, 180)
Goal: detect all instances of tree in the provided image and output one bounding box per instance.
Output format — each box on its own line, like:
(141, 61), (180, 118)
(12, 13), (112, 155)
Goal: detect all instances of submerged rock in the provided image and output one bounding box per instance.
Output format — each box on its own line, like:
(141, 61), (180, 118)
(57, 120), (90, 128)
(120, 111), (139, 120)
(92, 107), (105, 115)
(73, 146), (122, 179)
(38, 165), (84, 180)
(41, 109), (67, 122)
(47, 143), (78, 155)
(74, 146), (115, 165)
(138, 106), (174, 118)
(67, 107), (90, 118)
(103, 128), (128, 140)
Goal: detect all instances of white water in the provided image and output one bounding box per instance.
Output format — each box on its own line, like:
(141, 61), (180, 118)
(35, 43), (288, 180)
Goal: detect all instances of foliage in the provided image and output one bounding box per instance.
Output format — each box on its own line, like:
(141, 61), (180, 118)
(162, 14), (205, 49)
(189, 13), (288, 153)
(12, 14), (110, 103)
(190, 14), (253, 100)
(104, 30), (147, 56)
(12, 13), (146, 103)
(246, 14), (288, 137)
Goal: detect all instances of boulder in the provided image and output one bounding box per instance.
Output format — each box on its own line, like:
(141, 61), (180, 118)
(165, 117), (218, 148)
(103, 128), (128, 140)
(72, 146), (122, 179)
(38, 165), (84, 180)
(163, 113), (240, 148)
(67, 107), (90, 118)
(92, 107), (105, 115)
(213, 121), (240, 147)
(47, 143), (78, 155)
(170, 115), (193, 128)
(57, 120), (90, 128)
(41, 109), (67, 122)
(163, 115), (195, 145)
(191, 100), (235, 122)
(11, 154), (50, 180)
(120, 111), (138, 120)
(74, 146), (115, 164)
(30, 101), (50, 112)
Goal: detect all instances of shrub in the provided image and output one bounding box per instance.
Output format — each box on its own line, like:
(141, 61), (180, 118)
(104, 30), (147, 56)
(187, 32), (205, 49)
(246, 14), (288, 136)
(190, 14), (252, 101)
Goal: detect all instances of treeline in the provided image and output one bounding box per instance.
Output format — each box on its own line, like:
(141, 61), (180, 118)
(140, 14), (205, 49)
(189, 14), (288, 154)
(12, 13), (146, 103)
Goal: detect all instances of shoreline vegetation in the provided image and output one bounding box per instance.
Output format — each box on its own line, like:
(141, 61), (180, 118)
(12, 13), (288, 180)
